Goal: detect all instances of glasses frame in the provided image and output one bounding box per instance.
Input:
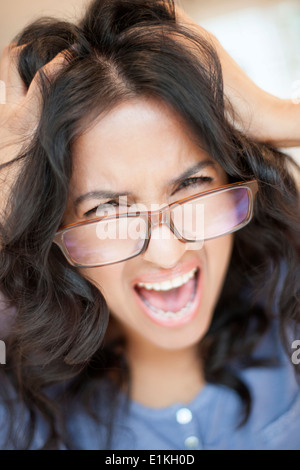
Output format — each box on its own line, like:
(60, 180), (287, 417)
(53, 179), (258, 268)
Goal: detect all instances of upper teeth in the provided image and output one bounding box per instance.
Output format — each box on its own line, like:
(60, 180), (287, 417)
(137, 268), (197, 291)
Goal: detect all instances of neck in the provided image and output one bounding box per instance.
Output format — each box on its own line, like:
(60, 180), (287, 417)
(123, 329), (205, 408)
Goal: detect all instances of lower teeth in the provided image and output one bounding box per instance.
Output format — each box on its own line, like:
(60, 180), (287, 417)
(143, 298), (193, 319)
(137, 268), (198, 321)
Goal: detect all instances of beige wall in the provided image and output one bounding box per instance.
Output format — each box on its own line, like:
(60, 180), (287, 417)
(0, 0), (286, 54)
(180, 0), (287, 19)
(0, 0), (88, 54)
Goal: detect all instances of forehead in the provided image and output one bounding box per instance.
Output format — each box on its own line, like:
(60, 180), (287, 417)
(70, 97), (223, 194)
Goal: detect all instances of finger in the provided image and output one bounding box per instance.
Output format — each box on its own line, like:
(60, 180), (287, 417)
(0, 44), (14, 83)
(26, 50), (70, 106)
(0, 79), (5, 104)
(19, 51), (71, 132)
(0, 43), (27, 104)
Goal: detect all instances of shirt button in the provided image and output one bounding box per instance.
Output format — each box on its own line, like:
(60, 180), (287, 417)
(176, 407), (193, 424)
(184, 435), (200, 449)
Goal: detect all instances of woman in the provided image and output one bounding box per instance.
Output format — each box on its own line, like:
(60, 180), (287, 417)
(0, 0), (299, 450)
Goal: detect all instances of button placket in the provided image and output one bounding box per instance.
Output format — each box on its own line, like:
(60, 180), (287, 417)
(175, 407), (202, 450)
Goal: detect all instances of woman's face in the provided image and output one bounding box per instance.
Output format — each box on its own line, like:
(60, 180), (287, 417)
(63, 98), (233, 351)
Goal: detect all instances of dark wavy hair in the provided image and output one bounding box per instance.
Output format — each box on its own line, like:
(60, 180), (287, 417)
(0, 0), (299, 449)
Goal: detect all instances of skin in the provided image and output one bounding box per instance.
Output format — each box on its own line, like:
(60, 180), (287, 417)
(63, 97), (234, 407)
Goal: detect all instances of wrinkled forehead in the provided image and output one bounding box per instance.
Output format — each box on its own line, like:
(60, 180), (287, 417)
(69, 97), (225, 196)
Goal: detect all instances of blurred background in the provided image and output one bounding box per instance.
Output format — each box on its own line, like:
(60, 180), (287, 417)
(1, 0), (300, 161)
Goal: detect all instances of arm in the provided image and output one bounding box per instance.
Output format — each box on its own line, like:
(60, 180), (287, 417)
(176, 5), (300, 148)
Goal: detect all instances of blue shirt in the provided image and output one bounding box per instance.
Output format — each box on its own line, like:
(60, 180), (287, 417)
(1, 319), (300, 450)
(65, 320), (300, 450)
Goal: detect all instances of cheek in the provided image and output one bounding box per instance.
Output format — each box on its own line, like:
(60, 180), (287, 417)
(205, 234), (234, 296)
(79, 265), (124, 304)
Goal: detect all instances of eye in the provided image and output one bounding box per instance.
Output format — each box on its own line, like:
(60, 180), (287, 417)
(174, 176), (214, 194)
(84, 176), (214, 216)
(84, 200), (120, 217)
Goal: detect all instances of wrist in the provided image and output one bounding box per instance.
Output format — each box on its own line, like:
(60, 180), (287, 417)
(264, 97), (300, 148)
(247, 93), (300, 148)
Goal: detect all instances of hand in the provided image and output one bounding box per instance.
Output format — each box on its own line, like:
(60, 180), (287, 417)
(176, 6), (300, 148)
(0, 44), (41, 166)
(0, 45), (68, 217)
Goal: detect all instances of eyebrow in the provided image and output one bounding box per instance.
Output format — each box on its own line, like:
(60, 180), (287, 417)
(169, 160), (216, 185)
(73, 159), (216, 211)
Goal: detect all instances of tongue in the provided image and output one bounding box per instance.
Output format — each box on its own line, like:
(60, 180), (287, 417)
(136, 276), (195, 313)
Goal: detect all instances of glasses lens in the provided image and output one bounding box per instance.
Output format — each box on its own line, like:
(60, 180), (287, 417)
(172, 187), (251, 241)
(62, 215), (147, 266)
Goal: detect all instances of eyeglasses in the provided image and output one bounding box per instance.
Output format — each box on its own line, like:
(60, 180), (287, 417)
(52, 180), (258, 268)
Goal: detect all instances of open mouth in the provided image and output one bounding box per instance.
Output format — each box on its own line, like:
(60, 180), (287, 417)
(133, 267), (201, 326)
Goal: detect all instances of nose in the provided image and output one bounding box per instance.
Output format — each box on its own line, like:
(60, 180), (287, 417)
(141, 222), (187, 269)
